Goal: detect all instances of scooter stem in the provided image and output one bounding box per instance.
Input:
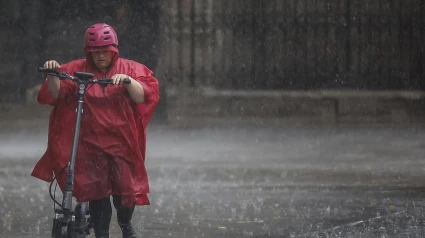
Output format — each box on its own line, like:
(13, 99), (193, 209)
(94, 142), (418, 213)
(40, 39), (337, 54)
(63, 84), (86, 211)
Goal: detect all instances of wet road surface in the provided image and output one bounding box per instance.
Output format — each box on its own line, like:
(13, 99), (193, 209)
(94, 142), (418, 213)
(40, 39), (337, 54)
(1, 123), (425, 237)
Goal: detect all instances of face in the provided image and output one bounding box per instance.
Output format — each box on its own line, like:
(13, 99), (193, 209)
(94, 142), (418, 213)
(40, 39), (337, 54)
(91, 49), (113, 69)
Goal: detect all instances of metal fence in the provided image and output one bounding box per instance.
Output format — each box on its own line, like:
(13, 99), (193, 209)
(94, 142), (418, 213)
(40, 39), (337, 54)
(160, 0), (425, 90)
(1, 0), (424, 103)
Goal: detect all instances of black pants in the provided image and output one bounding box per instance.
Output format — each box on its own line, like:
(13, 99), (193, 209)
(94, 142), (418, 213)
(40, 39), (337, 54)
(89, 195), (136, 237)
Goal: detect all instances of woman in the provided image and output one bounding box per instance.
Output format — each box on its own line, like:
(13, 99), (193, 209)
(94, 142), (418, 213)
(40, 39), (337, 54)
(31, 23), (160, 238)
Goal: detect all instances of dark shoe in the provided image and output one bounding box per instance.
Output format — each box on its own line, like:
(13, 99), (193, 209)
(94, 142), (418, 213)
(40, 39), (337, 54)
(120, 222), (137, 238)
(113, 195), (138, 238)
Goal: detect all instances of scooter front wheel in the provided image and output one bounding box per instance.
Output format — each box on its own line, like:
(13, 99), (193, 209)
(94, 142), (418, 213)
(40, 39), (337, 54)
(53, 222), (68, 238)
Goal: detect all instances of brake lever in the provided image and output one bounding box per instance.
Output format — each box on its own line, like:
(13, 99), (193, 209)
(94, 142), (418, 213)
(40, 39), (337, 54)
(44, 72), (71, 80)
(97, 78), (131, 85)
(58, 72), (71, 80)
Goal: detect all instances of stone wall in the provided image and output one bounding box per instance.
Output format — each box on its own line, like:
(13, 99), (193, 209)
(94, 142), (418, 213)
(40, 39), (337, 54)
(166, 87), (425, 126)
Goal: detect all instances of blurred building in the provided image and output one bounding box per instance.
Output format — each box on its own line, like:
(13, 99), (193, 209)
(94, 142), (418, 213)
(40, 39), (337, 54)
(0, 0), (424, 123)
(160, 0), (425, 90)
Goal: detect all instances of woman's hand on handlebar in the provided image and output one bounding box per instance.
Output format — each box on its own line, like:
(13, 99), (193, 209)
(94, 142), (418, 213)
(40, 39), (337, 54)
(44, 60), (60, 71)
(43, 60), (61, 99)
(44, 60), (61, 80)
(111, 74), (132, 85)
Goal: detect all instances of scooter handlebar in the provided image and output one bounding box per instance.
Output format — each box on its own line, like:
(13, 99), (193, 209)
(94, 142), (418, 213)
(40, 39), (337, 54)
(94, 78), (132, 85)
(38, 67), (131, 85)
(37, 67), (59, 74)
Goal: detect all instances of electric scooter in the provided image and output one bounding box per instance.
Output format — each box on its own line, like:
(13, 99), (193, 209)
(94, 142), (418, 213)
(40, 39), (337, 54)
(37, 67), (131, 237)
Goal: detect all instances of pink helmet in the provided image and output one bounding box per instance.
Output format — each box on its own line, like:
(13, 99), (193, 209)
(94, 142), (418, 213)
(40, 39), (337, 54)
(84, 23), (118, 48)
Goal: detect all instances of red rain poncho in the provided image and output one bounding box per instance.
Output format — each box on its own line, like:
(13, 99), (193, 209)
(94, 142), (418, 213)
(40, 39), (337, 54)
(31, 48), (159, 206)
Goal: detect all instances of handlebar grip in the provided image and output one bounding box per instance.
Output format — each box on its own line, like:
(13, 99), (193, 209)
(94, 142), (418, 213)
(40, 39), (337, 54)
(123, 78), (131, 84)
(37, 67), (59, 74)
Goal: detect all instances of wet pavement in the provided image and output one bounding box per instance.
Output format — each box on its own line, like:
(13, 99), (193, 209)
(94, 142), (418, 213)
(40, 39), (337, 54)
(1, 123), (425, 237)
